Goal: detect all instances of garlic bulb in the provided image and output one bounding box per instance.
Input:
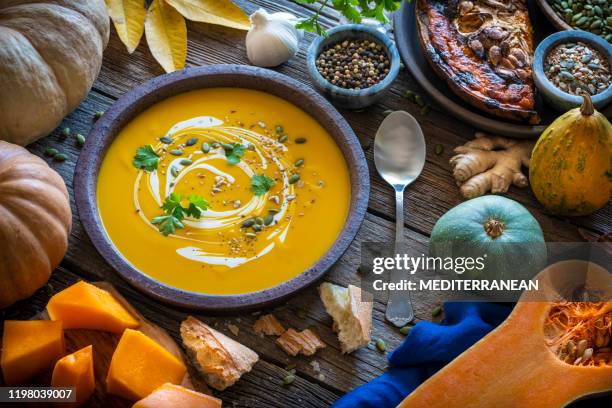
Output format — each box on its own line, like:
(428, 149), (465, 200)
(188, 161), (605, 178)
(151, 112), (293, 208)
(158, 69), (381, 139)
(246, 9), (303, 68)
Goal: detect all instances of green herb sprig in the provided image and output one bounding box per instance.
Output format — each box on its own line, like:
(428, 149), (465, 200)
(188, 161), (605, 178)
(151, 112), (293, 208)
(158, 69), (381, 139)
(152, 193), (209, 236)
(251, 174), (276, 196)
(133, 145), (159, 172)
(223, 143), (246, 165)
(295, 0), (406, 35)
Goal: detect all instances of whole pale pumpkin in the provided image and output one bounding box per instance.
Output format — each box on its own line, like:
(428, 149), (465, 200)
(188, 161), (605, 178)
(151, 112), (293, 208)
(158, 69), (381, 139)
(530, 94), (612, 216)
(0, 0), (109, 146)
(0, 141), (72, 308)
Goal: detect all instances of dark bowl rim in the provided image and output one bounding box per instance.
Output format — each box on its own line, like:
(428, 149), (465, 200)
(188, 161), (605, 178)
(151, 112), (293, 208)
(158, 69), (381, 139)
(74, 64), (370, 312)
(534, 0), (573, 31)
(306, 24), (401, 97)
(533, 31), (612, 106)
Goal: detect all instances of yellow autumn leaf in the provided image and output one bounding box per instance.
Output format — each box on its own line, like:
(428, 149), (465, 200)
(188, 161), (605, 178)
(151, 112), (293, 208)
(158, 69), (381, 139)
(105, 0), (146, 53)
(145, 0), (187, 73)
(165, 0), (250, 31)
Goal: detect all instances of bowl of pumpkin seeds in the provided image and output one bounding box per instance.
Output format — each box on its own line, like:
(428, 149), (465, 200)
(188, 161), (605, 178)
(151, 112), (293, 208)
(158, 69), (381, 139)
(533, 30), (612, 111)
(537, 0), (611, 43)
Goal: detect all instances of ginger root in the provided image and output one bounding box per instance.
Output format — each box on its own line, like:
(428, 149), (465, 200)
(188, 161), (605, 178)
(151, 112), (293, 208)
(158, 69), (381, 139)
(450, 132), (534, 198)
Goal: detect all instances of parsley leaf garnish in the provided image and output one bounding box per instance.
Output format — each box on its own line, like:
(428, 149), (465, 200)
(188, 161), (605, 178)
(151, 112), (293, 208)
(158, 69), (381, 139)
(152, 193), (209, 236)
(185, 195), (208, 218)
(151, 215), (184, 236)
(133, 145), (159, 172)
(224, 143), (245, 165)
(251, 174), (275, 196)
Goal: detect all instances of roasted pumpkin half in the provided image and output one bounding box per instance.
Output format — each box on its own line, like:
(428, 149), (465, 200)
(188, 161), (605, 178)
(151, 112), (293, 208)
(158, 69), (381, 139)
(399, 260), (612, 408)
(415, 0), (539, 123)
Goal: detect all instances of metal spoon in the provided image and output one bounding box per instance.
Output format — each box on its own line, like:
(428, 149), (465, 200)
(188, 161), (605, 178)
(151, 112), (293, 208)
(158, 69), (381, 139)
(374, 111), (426, 327)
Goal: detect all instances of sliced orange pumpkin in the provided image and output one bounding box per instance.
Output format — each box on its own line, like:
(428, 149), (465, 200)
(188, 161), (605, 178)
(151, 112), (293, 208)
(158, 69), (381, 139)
(47, 281), (139, 333)
(1, 320), (65, 385)
(51, 345), (95, 407)
(132, 383), (222, 408)
(106, 329), (186, 401)
(398, 260), (612, 408)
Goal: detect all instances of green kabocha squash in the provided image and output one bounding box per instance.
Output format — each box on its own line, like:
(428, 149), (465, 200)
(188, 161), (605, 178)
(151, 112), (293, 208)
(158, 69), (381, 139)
(529, 94), (612, 216)
(429, 195), (546, 282)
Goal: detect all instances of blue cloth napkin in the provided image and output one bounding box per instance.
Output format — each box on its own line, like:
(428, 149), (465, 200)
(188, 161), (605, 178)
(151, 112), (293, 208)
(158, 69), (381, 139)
(332, 302), (513, 408)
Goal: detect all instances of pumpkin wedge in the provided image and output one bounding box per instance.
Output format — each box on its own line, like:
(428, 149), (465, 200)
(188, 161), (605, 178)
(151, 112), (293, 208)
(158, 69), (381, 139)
(47, 281), (139, 333)
(132, 383), (222, 408)
(106, 329), (186, 401)
(398, 260), (612, 408)
(51, 345), (95, 407)
(1, 320), (65, 385)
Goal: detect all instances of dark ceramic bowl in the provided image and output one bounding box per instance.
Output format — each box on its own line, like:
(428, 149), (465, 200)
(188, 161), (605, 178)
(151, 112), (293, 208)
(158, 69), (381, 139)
(74, 65), (369, 312)
(306, 24), (400, 109)
(533, 31), (612, 111)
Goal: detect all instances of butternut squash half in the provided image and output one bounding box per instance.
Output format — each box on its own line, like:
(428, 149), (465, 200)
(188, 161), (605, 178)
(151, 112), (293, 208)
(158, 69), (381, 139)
(399, 260), (612, 408)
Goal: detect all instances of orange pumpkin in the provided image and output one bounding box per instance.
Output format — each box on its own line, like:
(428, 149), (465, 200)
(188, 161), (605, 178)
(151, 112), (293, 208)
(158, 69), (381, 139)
(51, 345), (95, 407)
(0, 141), (71, 308)
(398, 260), (612, 408)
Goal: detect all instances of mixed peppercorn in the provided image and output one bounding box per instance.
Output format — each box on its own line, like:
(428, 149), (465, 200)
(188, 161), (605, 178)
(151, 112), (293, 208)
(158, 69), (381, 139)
(315, 39), (390, 90)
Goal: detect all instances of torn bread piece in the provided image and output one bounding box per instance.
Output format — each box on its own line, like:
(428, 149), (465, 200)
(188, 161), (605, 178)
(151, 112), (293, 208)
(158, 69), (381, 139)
(319, 283), (372, 354)
(253, 314), (285, 336)
(180, 316), (258, 391)
(276, 328), (326, 356)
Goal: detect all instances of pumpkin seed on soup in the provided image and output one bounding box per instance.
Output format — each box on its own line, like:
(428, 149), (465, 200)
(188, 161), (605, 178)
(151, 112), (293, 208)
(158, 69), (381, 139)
(171, 167), (179, 177)
(264, 214), (274, 226)
(160, 136), (173, 144)
(278, 134), (288, 143)
(295, 159), (305, 167)
(295, 137), (307, 144)
(180, 159), (192, 166)
(241, 219), (255, 228)
(201, 142), (210, 153)
(289, 174), (300, 184)
(185, 137), (198, 146)
(170, 149), (183, 156)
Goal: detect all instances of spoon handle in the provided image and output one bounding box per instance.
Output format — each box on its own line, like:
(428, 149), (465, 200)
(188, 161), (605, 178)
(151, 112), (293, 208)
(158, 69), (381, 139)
(385, 188), (415, 327)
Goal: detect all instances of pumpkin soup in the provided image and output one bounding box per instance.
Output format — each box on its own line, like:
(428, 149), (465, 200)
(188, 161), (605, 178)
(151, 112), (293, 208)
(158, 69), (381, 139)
(97, 88), (350, 294)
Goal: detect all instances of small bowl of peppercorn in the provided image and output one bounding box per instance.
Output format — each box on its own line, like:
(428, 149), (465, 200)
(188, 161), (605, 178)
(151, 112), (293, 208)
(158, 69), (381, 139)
(307, 24), (401, 109)
(533, 30), (612, 112)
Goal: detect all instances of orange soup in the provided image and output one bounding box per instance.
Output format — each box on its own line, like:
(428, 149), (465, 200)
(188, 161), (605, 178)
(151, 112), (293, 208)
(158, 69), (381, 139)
(97, 88), (351, 294)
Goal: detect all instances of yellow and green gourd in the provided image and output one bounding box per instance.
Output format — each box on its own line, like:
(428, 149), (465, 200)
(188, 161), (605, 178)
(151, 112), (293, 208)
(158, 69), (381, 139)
(529, 94), (612, 216)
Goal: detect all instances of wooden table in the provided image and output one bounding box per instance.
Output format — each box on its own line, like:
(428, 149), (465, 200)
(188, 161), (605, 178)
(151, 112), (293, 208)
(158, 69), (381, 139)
(3, 1), (610, 407)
